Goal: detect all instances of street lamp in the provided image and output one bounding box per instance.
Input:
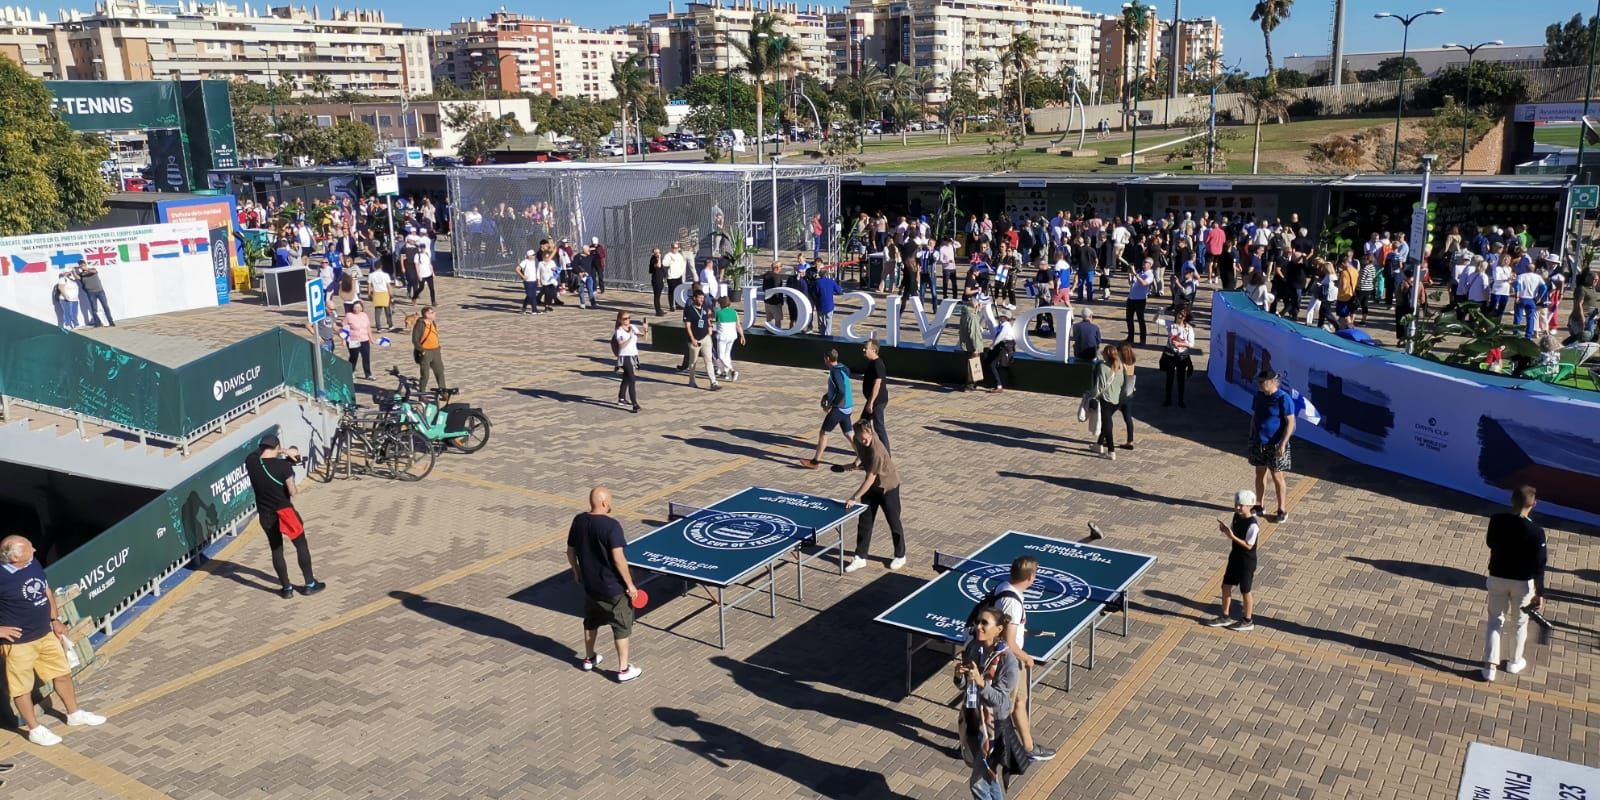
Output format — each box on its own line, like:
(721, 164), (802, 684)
(755, 31), (771, 165)
(1374, 8), (1445, 173)
(1443, 40), (1502, 175)
(1123, 2), (1154, 175)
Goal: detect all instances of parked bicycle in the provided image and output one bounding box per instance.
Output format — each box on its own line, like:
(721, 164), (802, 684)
(379, 367), (491, 453)
(312, 404), (435, 482)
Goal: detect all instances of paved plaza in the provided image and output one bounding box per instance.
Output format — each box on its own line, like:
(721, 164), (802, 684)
(4, 277), (1596, 799)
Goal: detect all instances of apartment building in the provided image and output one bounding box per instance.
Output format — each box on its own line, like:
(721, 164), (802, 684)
(432, 13), (635, 101)
(627, 15), (699, 94)
(47, 1), (430, 98)
(839, 0), (1101, 103)
(1097, 10), (1161, 98)
(1164, 16), (1223, 77)
(641, 1), (832, 91)
(265, 98), (534, 153)
(0, 8), (59, 79)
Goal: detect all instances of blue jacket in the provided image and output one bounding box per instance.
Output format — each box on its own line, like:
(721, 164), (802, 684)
(823, 363), (853, 411)
(810, 276), (843, 313)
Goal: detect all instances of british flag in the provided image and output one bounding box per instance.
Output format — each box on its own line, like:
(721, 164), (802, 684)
(84, 245), (119, 267)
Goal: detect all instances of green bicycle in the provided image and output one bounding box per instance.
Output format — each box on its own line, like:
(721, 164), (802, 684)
(380, 367), (492, 453)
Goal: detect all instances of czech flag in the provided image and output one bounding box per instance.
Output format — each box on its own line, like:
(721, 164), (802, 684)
(9, 254), (46, 274)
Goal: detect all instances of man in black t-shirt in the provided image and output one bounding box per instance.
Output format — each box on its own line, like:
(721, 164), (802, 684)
(682, 288), (720, 391)
(760, 262), (787, 327)
(243, 435), (324, 599)
(565, 486), (642, 682)
(1482, 485), (1547, 682)
(858, 340), (890, 453)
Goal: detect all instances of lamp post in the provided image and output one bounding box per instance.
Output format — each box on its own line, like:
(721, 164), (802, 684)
(770, 153), (785, 264)
(1407, 153), (1437, 353)
(723, 32), (735, 164)
(1123, 2), (1153, 175)
(1443, 40), (1502, 175)
(258, 46), (281, 164)
(1374, 8), (1445, 173)
(1568, 0), (1600, 265)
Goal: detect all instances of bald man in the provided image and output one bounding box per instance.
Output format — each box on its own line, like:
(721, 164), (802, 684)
(0, 535), (106, 746)
(565, 487), (642, 682)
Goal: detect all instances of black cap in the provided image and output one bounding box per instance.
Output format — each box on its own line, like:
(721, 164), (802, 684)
(1256, 369), (1278, 383)
(259, 434), (281, 450)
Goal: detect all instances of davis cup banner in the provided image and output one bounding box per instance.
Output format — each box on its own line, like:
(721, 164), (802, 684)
(0, 222), (220, 325)
(1207, 292), (1600, 527)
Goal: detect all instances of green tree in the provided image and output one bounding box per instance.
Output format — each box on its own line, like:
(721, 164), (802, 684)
(444, 104), (523, 163)
(1415, 61), (1530, 110)
(732, 13), (795, 163)
(1121, 3), (1152, 104)
(676, 72), (756, 140)
(886, 63), (919, 145)
(329, 118), (378, 160)
(969, 56), (997, 100)
(611, 53), (653, 158)
(0, 59), (107, 234)
(1250, 0), (1295, 88)
(837, 63), (888, 152)
(1271, 68), (1312, 89)
(273, 113), (335, 163)
(942, 68), (980, 143)
(307, 74), (334, 102)
(1544, 13), (1600, 68)
(1357, 56), (1423, 83)
(1001, 31), (1040, 128)
(233, 108), (274, 160)
(1243, 79), (1291, 174)
(1421, 97), (1493, 168)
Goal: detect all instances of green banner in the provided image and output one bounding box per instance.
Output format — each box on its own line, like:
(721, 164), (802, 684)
(176, 331), (285, 434)
(181, 80), (238, 173)
(277, 329), (357, 408)
(45, 428), (274, 622)
(0, 307), (180, 433)
(44, 80), (182, 132)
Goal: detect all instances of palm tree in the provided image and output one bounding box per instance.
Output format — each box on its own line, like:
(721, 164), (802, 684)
(611, 53), (652, 163)
(1001, 32), (1039, 130)
(842, 63), (888, 153)
(915, 66), (937, 132)
(1250, 0), (1295, 89)
(1244, 79), (1291, 173)
(941, 68), (974, 144)
(308, 74), (334, 102)
(732, 13), (794, 164)
(969, 56), (996, 100)
(886, 64), (918, 145)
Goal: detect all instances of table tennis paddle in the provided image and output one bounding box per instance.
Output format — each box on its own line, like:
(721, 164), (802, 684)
(631, 588), (650, 609)
(1523, 604), (1552, 645)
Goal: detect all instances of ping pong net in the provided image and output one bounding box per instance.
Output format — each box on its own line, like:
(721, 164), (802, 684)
(667, 502), (821, 546)
(932, 551), (1126, 606)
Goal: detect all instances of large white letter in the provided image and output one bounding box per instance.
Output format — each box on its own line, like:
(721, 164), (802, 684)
(673, 282), (694, 308)
(836, 291), (876, 343)
(740, 285), (760, 331)
(1011, 305), (1072, 363)
(903, 296), (963, 347)
(878, 295), (900, 347)
(763, 287), (813, 335)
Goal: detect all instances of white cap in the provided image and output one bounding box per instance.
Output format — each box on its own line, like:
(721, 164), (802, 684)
(1234, 490), (1257, 508)
(525, 249), (536, 257)
(591, 236), (599, 245)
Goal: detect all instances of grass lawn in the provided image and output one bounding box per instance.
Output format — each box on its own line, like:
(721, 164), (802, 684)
(864, 117), (1396, 174)
(1535, 124), (1582, 148)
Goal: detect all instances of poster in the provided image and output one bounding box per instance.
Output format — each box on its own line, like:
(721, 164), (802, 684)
(0, 222), (217, 325)
(1207, 292), (1600, 527)
(1457, 742), (1598, 800)
(158, 196), (239, 306)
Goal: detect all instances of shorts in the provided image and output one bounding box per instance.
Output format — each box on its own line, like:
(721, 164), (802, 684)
(583, 593), (634, 639)
(1247, 441), (1291, 473)
(1223, 553), (1257, 593)
(822, 407), (855, 434)
(3, 635), (71, 696)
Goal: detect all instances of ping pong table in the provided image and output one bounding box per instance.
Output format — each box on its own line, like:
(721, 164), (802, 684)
(874, 531), (1156, 693)
(626, 486), (865, 649)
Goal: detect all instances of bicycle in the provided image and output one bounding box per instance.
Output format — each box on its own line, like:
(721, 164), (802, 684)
(380, 367), (492, 453)
(312, 404), (435, 482)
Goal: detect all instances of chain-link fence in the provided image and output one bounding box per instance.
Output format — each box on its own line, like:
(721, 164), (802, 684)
(447, 163), (840, 290)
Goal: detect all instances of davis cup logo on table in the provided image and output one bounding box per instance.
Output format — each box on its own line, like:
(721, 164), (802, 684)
(684, 511), (801, 551)
(957, 563), (1092, 614)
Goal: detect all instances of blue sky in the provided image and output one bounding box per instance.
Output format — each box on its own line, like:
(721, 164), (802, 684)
(437, 1), (1575, 75)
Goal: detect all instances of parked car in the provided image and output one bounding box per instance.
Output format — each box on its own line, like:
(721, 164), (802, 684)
(429, 155), (464, 168)
(648, 141), (670, 153)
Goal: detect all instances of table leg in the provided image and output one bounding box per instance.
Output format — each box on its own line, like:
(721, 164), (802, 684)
(1122, 590), (1130, 636)
(1066, 642), (1074, 692)
(796, 549), (805, 604)
(1089, 619), (1097, 670)
(768, 562), (777, 618)
(717, 586), (726, 650)
(836, 523), (845, 575)
(905, 633), (913, 694)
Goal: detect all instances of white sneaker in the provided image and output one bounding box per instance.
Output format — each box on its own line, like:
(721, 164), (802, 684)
(888, 556), (907, 571)
(617, 664), (642, 682)
(844, 556), (868, 573)
(28, 725), (61, 746)
(66, 709), (105, 727)
(1482, 665), (1497, 682)
(1505, 658), (1527, 675)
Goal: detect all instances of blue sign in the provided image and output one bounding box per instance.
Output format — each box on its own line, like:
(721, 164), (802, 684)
(306, 279), (326, 324)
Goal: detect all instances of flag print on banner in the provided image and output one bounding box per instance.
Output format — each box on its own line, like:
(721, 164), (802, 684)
(0, 220), (216, 324)
(147, 240), (182, 259)
(84, 245), (119, 267)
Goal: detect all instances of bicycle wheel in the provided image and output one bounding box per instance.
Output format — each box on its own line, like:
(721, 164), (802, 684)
(310, 430), (346, 483)
(378, 430), (434, 481)
(449, 410), (492, 453)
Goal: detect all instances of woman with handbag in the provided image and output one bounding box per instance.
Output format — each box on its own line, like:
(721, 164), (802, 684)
(1159, 307), (1197, 408)
(956, 606), (1019, 800)
(982, 312), (1018, 393)
(343, 301), (374, 380)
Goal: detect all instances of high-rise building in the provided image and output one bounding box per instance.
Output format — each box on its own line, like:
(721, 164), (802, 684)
(435, 13), (640, 101)
(1098, 10), (1161, 100)
(1163, 16), (1223, 78)
(626, 15), (699, 94)
(432, 13), (636, 101)
(640, 2), (832, 92)
(48, 0), (431, 98)
(0, 8), (58, 79)
(839, 0), (1101, 103)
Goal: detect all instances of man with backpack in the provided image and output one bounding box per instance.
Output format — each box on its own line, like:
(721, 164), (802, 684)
(799, 349), (852, 469)
(969, 556), (1056, 764)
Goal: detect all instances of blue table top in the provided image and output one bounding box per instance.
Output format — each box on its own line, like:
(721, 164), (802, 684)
(627, 486), (864, 587)
(874, 531), (1156, 662)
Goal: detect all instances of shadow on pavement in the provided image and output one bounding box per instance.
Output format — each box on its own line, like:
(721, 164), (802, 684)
(1346, 557), (1481, 590)
(196, 557), (281, 594)
(998, 471), (1232, 512)
(390, 590), (576, 666)
(654, 707), (917, 800)
(504, 385), (631, 410)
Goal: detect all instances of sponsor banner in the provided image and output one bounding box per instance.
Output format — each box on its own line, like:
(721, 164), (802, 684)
(0, 306), (181, 434)
(177, 332), (284, 433)
(1155, 191), (1278, 223)
(1512, 102), (1596, 123)
(0, 221), (217, 325)
(1457, 742), (1598, 800)
(157, 195), (240, 307)
(45, 429), (274, 622)
(43, 80), (182, 131)
(1207, 292), (1600, 526)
